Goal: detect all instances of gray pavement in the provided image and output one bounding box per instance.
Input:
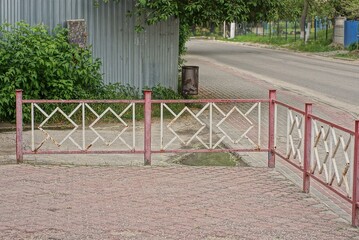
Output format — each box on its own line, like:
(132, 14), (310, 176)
(185, 40), (359, 228)
(0, 41), (359, 239)
(186, 39), (359, 116)
(1, 165), (359, 239)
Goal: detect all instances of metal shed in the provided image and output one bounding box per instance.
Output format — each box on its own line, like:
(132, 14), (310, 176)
(0, 0), (180, 90)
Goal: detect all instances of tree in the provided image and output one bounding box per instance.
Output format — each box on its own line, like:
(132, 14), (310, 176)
(343, 0), (359, 19)
(300, 0), (310, 40)
(275, 0), (302, 21)
(298, 0), (348, 41)
(104, 0), (281, 24)
(101, 0), (283, 54)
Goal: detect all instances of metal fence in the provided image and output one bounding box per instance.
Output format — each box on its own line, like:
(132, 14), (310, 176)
(233, 18), (333, 42)
(190, 18), (333, 42)
(15, 89), (359, 227)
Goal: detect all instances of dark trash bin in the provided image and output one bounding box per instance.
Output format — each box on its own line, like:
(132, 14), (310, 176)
(182, 66), (199, 95)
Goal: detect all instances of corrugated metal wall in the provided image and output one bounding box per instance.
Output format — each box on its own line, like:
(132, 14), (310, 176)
(0, 0), (179, 90)
(344, 20), (359, 48)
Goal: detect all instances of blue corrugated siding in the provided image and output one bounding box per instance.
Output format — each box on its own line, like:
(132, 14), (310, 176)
(344, 20), (359, 48)
(0, 0), (179, 90)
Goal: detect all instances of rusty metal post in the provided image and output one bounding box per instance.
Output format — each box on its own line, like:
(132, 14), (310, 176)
(16, 90), (23, 163)
(303, 103), (313, 193)
(352, 120), (359, 227)
(144, 90), (152, 166)
(268, 90), (277, 168)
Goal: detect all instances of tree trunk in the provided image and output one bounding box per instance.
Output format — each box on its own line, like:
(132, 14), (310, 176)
(331, 18), (335, 42)
(300, 0), (309, 39)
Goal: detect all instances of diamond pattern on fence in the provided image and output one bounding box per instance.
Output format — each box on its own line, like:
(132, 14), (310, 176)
(286, 109), (304, 167)
(311, 120), (353, 197)
(33, 103), (81, 151)
(86, 103), (135, 150)
(161, 103), (208, 150)
(214, 103), (261, 149)
(31, 103), (136, 152)
(160, 102), (261, 150)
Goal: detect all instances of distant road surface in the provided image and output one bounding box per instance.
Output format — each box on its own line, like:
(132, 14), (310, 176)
(186, 39), (359, 115)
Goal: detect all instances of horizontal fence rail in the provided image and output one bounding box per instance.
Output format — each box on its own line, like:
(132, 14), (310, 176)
(15, 89), (358, 226)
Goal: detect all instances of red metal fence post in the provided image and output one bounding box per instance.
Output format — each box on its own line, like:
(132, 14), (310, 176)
(268, 90), (277, 168)
(303, 103), (312, 193)
(144, 90), (152, 166)
(352, 120), (359, 227)
(16, 90), (23, 163)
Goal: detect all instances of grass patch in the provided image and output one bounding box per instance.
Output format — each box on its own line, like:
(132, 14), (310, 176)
(220, 29), (339, 53)
(335, 51), (359, 60)
(228, 34), (296, 46)
(287, 39), (334, 52)
(179, 152), (248, 167)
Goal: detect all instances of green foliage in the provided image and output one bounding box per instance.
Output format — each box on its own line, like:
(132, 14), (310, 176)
(101, 0), (283, 56)
(98, 83), (141, 100)
(343, 0), (359, 19)
(0, 22), (103, 121)
(288, 28), (334, 52)
(335, 52), (359, 60)
(348, 43), (359, 51)
(288, 40), (334, 52)
(0, 21), (193, 123)
(105, 0), (285, 24)
(98, 83), (183, 100)
(130, 0), (283, 34)
(178, 152), (244, 167)
(150, 85), (182, 100)
(231, 34), (294, 45)
(179, 23), (191, 57)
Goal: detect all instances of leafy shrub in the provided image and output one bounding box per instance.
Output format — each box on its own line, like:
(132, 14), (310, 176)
(0, 22), (103, 121)
(348, 42), (359, 51)
(98, 83), (141, 100)
(150, 84), (182, 100)
(97, 84), (183, 100)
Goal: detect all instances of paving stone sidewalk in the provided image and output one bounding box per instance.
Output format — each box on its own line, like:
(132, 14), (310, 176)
(185, 53), (357, 221)
(0, 42), (358, 239)
(184, 48), (359, 234)
(1, 165), (358, 240)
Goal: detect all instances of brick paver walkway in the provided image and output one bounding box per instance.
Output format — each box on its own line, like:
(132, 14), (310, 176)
(1, 165), (358, 239)
(1, 41), (359, 239)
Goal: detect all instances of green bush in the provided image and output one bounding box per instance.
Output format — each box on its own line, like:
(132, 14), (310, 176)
(348, 42), (359, 51)
(0, 22), (103, 121)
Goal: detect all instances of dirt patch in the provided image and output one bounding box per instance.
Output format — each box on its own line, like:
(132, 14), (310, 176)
(177, 152), (249, 167)
(0, 131), (15, 155)
(0, 122), (15, 132)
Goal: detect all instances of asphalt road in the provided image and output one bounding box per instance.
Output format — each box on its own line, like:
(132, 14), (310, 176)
(186, 39), (359, 115)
